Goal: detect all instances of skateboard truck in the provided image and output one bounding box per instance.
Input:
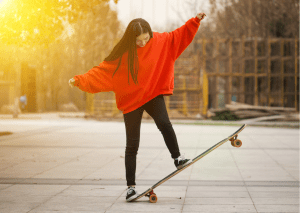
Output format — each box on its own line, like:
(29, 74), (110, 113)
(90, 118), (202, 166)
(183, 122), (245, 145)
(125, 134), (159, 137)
(229, 135), (242, 147)
(145, 190), (157, 203)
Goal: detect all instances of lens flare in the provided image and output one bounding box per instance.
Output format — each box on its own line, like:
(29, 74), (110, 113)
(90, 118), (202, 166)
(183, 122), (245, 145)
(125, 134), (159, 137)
(0, 0), (10, 11)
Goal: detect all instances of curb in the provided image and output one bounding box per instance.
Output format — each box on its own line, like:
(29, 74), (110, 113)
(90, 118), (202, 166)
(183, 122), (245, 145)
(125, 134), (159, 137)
(0, 113), (298, 129)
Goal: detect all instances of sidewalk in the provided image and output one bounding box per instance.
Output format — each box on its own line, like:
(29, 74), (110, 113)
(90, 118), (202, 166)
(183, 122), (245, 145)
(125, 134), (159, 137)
(0, 116), (299, 212)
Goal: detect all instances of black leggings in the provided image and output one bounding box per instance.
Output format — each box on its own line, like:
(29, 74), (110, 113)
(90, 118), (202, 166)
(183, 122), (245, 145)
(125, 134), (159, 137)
(123, 95), (181, 186)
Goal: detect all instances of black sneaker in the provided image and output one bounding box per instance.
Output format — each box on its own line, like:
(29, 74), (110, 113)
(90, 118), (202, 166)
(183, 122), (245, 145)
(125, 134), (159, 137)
(174, 155), (192, 170)
(126, 186), (138, 201)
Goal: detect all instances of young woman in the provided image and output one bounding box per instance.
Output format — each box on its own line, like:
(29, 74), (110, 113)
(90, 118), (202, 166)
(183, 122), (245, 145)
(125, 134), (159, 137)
(69, 12), (206, 201)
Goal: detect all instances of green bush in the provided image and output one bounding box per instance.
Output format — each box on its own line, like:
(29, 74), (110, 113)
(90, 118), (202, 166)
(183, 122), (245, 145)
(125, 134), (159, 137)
(211, 110), (240, 121)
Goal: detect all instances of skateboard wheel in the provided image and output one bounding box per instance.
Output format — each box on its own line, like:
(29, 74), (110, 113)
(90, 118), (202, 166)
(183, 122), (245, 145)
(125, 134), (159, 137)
(232, 139), (242, 147)
(149, 194), (157, 203)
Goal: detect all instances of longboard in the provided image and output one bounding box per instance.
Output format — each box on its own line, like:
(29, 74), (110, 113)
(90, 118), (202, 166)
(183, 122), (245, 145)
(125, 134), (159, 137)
(129, 124), (247, 203)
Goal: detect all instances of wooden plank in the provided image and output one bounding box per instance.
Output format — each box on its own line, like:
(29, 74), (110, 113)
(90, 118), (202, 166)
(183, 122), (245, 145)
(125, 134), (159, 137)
(228, 38), (233, 105)
(216, 39), (219, 108)
(267, 36), (271, 106)
(202, 70), (208, 116)
(225, 102), (296, 112)
(233, 110), (274, 119)
(295, 38), (298, 111)
(206, 73), (268, 77)
(202, 38), (207, 114)
(241, 35), (245, 103)
(280, 39), (284, 107)
(254, 36), (258, 105)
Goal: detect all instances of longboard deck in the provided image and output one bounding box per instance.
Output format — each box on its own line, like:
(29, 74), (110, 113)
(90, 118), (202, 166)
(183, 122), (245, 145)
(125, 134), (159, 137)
(129, 124), (246, 202)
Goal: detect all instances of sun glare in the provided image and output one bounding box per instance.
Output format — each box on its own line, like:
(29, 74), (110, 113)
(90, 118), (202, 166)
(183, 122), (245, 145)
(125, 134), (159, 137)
(0, 0), (10, 10)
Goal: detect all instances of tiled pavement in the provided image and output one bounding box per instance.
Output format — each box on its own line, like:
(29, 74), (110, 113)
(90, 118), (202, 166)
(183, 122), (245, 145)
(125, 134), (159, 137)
(0, 117), (299, 213)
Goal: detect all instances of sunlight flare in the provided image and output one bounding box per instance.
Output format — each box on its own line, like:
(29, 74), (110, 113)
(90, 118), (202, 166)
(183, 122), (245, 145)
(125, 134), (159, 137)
(0, 0), (10, 10)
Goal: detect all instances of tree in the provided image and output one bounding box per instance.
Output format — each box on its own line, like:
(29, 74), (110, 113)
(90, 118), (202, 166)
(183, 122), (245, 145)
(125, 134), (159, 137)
(0, 0), (122, 111)
(208, 0), (299, 38)
(168, 0), (217, 40)
(0, 0), (119, 46)
(170, 0), (298, 39)
(57, 2), (122, 110)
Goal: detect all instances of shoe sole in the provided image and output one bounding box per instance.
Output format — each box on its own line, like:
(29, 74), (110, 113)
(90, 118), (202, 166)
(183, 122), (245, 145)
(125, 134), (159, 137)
(126, 193), (139, 202)
(177, 159), (193, 170)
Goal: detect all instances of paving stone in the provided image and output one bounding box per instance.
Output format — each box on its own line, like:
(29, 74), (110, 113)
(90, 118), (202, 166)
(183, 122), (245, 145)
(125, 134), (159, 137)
(184, 197), (253, 205)
(255, 204), (299, 212)
(60, 185), (125, 197)
(0, 184), (68, 197)
(182, 204), (257, 212)
(188, 185), (248, 192)
(252, 197), (299, 205)
(29, 211), (105, 213)
(239, 168), (296, 181)
(31, 196), (116, 212)
(247, 187), (299, 192)
(0, 119), (298, 212)
(0, 205), (34, 213)
(249, 191), (299, 198)
(0, 195), (53, 213)
(0, 184), (12, 191)
(186, 191), (250, 198)
(108, 198), (183, 212)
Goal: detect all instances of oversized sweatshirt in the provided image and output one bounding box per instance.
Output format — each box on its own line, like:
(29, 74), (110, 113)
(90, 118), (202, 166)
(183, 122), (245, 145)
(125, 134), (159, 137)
(73, 16), (201, 114)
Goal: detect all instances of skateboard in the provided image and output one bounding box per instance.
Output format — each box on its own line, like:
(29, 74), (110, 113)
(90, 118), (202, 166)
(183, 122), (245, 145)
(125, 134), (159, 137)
(129, 124), (246, 203)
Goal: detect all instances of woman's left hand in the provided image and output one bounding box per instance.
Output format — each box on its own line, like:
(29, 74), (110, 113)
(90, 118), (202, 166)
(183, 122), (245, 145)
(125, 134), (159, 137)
(69, 78), (75, 88)
(197, 13), (206, 20)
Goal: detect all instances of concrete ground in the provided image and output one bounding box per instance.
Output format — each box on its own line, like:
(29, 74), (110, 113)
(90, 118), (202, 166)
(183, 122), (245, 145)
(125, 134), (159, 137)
(0, 114), (299, 213)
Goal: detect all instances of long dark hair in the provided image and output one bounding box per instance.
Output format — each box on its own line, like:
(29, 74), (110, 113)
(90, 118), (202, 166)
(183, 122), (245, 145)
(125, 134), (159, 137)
(104, 18), (153, 85)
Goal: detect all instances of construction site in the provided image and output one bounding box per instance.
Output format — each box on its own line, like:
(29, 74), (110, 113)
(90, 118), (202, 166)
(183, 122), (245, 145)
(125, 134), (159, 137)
(87, 36), (299, 122)
(0, 0), (299, 123)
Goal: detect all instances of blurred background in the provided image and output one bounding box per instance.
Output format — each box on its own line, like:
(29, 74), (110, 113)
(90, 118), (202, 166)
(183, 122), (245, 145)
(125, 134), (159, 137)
(0, 0), (299, 121)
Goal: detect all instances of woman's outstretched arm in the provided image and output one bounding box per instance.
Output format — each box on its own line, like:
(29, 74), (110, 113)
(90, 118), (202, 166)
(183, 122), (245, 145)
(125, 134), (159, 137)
(168, 13), (206, 60)
(69, 61), (116, 93)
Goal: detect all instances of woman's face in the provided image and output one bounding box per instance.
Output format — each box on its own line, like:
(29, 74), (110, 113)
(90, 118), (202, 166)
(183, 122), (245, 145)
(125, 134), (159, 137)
(136, 32), (150, 48)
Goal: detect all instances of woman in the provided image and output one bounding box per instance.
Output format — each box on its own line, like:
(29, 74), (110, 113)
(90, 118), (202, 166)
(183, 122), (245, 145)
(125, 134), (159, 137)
(69, 12), (206, 201)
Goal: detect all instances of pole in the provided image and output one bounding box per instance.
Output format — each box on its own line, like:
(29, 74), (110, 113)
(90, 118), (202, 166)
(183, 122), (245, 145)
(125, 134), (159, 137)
(248, 0), (252, 38)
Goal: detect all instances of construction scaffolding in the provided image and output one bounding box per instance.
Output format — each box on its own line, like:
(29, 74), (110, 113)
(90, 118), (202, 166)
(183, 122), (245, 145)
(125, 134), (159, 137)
(199, 36), (299, 110)
(88, 36), (299, 119)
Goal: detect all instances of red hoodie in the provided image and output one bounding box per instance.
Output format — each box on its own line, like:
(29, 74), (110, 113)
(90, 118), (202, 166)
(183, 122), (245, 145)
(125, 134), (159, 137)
(73, 16), (201, 114)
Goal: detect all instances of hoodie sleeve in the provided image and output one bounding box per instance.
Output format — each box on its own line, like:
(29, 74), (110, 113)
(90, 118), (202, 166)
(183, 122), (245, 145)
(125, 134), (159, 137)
(168, 16), (201, 60)
(73, 61), (115, 93)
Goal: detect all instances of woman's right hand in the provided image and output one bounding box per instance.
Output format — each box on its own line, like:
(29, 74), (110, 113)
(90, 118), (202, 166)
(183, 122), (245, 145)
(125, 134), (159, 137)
(197, 13), (206, 21)
(69, 78), (75, 88)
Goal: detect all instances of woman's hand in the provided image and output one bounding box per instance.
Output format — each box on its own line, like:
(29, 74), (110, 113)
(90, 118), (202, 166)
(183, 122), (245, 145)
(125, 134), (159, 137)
(197, 13), (206, 21)
(69, 78), (75, 88)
